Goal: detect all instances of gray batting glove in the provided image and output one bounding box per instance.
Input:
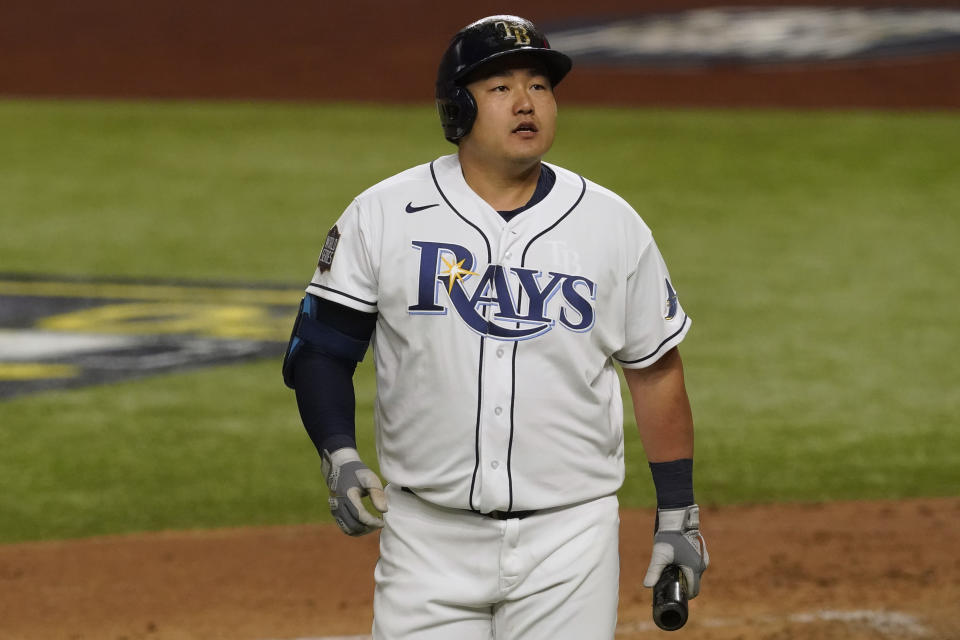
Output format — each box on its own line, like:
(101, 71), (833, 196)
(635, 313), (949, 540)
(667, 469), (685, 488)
(643, 504), (709, 598)
(321, 447), (388, 536)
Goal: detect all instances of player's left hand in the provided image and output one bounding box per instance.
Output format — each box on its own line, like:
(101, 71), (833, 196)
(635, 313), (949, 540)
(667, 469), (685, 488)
(321, 447), (388, 536)
(643, 504), (709, 598)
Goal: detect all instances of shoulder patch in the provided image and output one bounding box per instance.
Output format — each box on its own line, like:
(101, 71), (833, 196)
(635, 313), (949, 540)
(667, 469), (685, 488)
(318, 225), (341, 273)
(664, 278), (679, 320)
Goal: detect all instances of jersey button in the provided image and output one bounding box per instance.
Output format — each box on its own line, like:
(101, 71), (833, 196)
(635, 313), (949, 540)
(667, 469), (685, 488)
(496, 347), (505, 358)
(494, 406), (503, 416)
(505, 251), (513, 259)
(491, 460), (500, 469)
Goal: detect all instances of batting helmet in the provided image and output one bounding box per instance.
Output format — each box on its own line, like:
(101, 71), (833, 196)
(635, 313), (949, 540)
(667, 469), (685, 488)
(436, 15), (573, 143)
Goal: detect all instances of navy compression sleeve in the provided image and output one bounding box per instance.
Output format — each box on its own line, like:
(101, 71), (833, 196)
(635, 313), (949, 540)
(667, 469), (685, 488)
(292, 299), (377, 455)
(649, 458), (695, 509)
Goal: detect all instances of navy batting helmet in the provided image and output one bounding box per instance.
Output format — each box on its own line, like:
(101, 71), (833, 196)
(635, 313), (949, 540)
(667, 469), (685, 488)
(436, 15), (572, 143)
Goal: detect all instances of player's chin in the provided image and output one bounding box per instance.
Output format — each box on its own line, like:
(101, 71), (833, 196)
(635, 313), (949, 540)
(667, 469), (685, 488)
(505, 132), (552, 157)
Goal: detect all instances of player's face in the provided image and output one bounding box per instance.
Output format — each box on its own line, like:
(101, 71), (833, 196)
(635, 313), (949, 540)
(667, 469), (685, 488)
(461, 58), (557, 167)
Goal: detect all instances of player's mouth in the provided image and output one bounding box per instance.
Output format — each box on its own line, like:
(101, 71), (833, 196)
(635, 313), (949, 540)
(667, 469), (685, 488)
(512, 121), (539, 138)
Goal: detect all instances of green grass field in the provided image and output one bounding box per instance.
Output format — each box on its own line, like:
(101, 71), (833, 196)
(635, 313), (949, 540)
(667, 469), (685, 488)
(1, 99), (958, 543)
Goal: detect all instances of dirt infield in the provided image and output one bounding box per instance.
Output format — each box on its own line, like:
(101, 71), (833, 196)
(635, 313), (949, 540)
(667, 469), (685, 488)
(3, 0), (960, 108)
(2, 497), (958, 640)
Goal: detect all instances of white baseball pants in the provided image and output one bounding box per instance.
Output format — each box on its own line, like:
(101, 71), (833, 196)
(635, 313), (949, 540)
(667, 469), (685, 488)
(373, 484), (620, 640)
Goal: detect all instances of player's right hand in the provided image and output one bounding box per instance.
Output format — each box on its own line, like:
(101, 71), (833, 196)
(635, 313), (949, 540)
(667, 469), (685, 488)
(643, 504), (709, 598)
(321, 447), (388, 536)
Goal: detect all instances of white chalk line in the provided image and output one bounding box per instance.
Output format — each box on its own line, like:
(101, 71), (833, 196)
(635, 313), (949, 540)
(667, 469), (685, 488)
(261, 607), (931, 639)
(788, 610), (930, 636)
(614, 608), (930, 636)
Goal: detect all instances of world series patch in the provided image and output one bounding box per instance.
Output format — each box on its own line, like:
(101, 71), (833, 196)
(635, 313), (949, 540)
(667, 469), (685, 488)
(318, 225), (341, 273)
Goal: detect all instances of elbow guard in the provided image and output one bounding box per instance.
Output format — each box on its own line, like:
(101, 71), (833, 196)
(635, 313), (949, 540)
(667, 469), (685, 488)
(282, 294), (371, 389)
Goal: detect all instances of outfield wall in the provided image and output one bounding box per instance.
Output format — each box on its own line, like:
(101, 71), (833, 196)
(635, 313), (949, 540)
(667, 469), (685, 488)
(1, 0), (959, 108)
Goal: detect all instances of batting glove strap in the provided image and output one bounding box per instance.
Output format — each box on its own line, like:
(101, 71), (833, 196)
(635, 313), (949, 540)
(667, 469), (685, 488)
(643, 504), (709, 598)
(321, 447), (388, 537)
(656, 503), (700, 532)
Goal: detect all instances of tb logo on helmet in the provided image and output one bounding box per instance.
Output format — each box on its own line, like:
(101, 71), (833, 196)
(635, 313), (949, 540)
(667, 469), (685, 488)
(495, 20), (531, 45)
(408, 241), (597, 341)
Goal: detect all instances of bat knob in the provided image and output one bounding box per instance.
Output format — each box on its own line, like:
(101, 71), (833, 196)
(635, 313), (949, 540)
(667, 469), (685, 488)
(652, 565), (689, 631)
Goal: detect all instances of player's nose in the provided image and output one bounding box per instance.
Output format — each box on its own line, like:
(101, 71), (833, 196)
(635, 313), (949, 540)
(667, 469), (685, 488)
(514, 92), (534, 114)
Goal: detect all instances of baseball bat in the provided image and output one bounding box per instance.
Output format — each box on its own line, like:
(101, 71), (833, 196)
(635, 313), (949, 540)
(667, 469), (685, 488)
(652, 565), (688, 631)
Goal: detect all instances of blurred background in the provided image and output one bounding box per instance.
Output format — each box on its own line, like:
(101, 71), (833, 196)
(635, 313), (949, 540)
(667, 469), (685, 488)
(0, 0), (957, 541)
(3, 0), (960, 107)
(1, 2), (959, 638)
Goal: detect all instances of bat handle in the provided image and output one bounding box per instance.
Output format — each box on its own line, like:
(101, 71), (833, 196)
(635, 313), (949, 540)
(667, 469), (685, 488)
(652, 564), (689, 631)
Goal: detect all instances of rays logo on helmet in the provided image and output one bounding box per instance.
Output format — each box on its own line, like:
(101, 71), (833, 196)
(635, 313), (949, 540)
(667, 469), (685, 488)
(408, 241), (596, 341)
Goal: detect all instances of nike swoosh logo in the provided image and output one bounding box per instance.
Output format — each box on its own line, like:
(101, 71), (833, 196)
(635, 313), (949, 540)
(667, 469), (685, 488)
(405, 202), (440, 213)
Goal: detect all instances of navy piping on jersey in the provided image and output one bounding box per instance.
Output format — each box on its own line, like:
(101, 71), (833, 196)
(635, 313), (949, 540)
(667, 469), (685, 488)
(518, 175), (587, 265)
(430, 160), (492, 513)
(308, 283), (377, 308)
(429, 161), (492, 260)
(507, 343), (518, 512)
(615, 314), (690, 365)
(469, 341), (487, 513)
(507, 175), (587, 511)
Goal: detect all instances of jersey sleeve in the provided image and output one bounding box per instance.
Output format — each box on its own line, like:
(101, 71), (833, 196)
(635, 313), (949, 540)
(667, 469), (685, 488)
(305, 199), (379, 313)
(613, 239), (691, 368)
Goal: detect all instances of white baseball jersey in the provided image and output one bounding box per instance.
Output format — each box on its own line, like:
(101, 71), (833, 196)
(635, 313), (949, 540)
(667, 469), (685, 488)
(306, 153), (689, 514)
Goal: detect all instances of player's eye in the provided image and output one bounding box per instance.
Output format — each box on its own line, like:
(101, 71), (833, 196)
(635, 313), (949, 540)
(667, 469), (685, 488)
(490, 84), (509, 92)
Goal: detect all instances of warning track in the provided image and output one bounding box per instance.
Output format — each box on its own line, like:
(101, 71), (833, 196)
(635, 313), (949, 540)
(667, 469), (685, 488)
(2, 0), (959, 108)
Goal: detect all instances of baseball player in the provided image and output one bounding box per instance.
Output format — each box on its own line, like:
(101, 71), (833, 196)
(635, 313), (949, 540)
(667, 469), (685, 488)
(283, 15), (708, 639)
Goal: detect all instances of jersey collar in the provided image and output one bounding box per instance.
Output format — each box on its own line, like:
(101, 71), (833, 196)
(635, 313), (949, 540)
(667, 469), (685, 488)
(431, 154), (586, 242)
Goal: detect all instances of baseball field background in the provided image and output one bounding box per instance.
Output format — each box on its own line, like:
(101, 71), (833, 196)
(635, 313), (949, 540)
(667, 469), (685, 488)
(1, 1), (959, 639)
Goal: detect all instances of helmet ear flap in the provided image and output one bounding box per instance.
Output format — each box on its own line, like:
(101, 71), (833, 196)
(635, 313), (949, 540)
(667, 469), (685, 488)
(437, 84), (477, 143)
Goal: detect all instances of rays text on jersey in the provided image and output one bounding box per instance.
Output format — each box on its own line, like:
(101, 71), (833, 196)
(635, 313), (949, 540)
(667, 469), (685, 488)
(408, 241), (596, 341)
